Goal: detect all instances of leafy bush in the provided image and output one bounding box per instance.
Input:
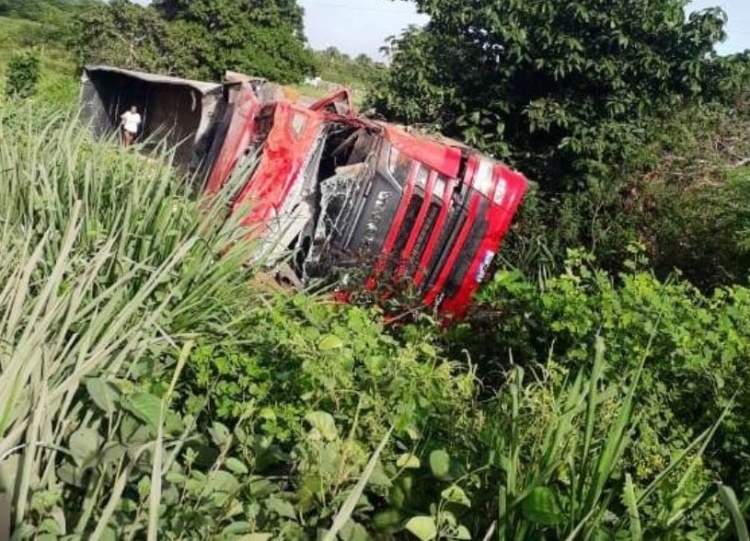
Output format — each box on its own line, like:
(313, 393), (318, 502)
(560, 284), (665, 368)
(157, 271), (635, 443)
(0, 105), (747, 540)
(457, 249), (750, 495)
(5, 49), (40, 98)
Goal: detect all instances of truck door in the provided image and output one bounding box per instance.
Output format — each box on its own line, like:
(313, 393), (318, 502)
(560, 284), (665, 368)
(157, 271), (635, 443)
(229, 102), (327, 259)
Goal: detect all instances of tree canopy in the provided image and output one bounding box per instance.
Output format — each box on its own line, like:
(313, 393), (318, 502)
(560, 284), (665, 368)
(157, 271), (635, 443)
(71, 0), (171, 73)
(369, 0), (746, 189)
(69, 0), (316, 84)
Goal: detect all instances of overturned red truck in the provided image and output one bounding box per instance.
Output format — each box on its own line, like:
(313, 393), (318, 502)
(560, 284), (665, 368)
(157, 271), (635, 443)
(80, 66), (528, 319)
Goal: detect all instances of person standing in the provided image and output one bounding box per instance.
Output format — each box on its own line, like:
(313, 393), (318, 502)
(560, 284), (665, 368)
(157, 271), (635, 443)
(120, 106), (142, 147)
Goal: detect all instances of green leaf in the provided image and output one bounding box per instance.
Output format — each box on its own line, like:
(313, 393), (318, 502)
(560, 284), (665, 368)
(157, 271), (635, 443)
(122, 393), (162, 429)
(305, 411), (338, 440)
(68, 427), (102, 466)
(225, 457), (249, 475)
(56, 463), (85, 488)
(209, 422), (232, 446)
(10, 524), (34, 540)
(396, 453), (420, 469)
(266, 496), (296, 519)
(718, 484), (750, 541)
(455, 525), (471, 540)
(85, 377), (119, 413)
(373, 509), (401, 531)
(405, 516), (438, 541)
(207, 470), (240, 494)
(318, 334), (344, 351)
(222, 522), (253, 535)
(429, 449), (450, 479)
(100, 442), (126, 465)
(237, 535), (272, 541)
(440, 485), (471, 507)
(165, 470), (187, 484)
(339, 520), (370, 541)
(418, 343), (437, 358)
(40, 518), (60, 535)
(624, 474), (643, 541)
(369, 461), (392, 488)
(521, 486), (562, 526)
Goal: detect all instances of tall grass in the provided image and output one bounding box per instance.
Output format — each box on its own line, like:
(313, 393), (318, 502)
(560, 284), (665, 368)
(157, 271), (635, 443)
(0, 102), (261, 536)
(486, 338), (732, 540)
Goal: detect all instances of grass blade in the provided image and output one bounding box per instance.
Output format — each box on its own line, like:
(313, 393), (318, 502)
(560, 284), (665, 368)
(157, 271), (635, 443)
(718, 484), (750, 541)
(323, 427), (393, 541)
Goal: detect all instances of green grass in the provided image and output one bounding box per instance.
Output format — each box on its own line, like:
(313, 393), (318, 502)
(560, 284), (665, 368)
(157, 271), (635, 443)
(0, 102), (265, 537)
(0, 16), (78, 108)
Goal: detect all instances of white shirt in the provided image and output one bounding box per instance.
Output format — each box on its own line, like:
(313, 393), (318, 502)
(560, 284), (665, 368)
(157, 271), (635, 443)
(122, 111), (142, 134)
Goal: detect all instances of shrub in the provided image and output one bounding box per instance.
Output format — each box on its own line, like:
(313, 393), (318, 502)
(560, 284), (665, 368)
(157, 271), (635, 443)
(5, 49), (41, 98)
(458, 249), (750, 492)
(1, 104), (746, 541)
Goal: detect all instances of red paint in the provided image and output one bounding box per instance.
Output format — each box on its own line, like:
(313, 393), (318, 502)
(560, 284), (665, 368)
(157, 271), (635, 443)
(413, 176), (456, 286)
(230, 103), (324, 233)
(204, 83), (261, 195)
(423, 193), (481, 307)
(374, 160), (419, 274)
(438, 164), (528, 319)
(309, 88), (356, 116)
(384, 125), (462, 179)
(397, 170), (437, 278)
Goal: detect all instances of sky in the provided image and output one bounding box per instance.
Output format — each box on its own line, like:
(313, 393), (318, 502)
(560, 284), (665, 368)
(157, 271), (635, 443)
(299, 0), (750, 59)
(690, 0), (750, 54)
(297, 0), (428, 59)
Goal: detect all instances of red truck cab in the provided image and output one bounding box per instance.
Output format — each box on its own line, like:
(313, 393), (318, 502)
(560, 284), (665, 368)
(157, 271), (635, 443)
(202, 81), (527, 319)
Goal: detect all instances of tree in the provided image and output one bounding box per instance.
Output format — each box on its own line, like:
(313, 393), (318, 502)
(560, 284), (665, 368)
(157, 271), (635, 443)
(70, 0), (171, 73)
(369, 0), (732, 190)
(152, 0), (315, 83)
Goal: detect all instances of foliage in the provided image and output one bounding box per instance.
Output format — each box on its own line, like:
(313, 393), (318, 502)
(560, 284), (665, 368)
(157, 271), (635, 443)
(1, 105), (746, 539)
(69, 0), (173, 73)
(313, 47), (385, 88)
(453, 249), (750, 501)
(0, 0), (90, 21)
(495, 91), (750, 292)
(0, 102), (270, 537)
(68, 0), (317, 83)
(479, 339), (729, 540)
(4, 50), (41, 98)
(0, 18), (79, 109)
(155, 0), (316, 83)
(370, 0), (741, 190)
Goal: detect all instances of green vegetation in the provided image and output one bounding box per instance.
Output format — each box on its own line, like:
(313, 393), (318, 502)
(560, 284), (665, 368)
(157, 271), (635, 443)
(1, 0), (750, 538)
(68, 0), (316, 83)
(0, 16), (78, 108)
(5, 50), (41, 98)
(0, 103), (746, 539)
(369, 0), (750, 290)
(313, 47), (386, 94)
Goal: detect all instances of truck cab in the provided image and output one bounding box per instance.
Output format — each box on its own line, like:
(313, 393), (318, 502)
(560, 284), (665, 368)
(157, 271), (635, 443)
(305, 123), (527, 319)
(80, 67), (528, 320)
(202, 84), (527, 318)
